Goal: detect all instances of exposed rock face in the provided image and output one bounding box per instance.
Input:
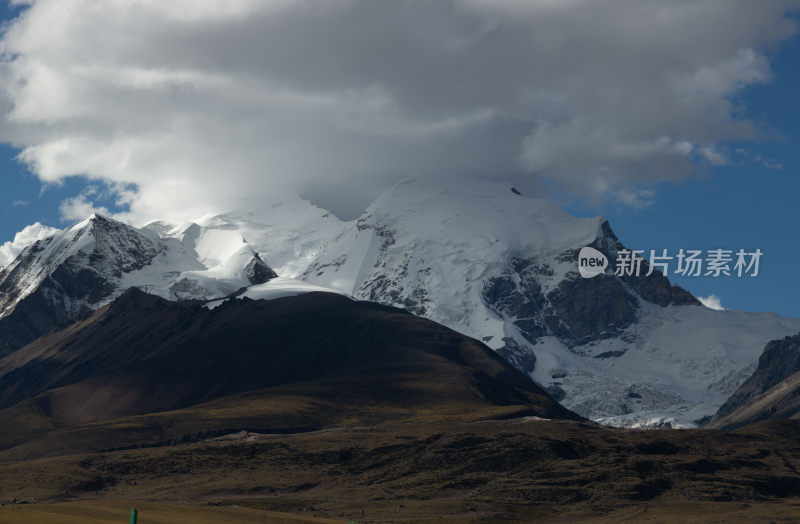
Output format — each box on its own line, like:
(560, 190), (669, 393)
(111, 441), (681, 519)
(543, 274), (638, 347)
(482, 257), (549, 344)
(496, 336), (537, 375)
(0, 216), (155, 316)
(0, 215), (160, 354)
(0, 214), (278, 356)
(710, 334), (800, 429)
(245, 253), (278, 285)
(483, 260), (637, 348)
(479, 221), (697, 349)
(716, 334), (800, 418)
(591, 220), (698, 308)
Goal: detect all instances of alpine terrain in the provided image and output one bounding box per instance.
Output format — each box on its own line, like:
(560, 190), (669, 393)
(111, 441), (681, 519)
(2, 176), (799, 428)
(710, 334), (800, 430)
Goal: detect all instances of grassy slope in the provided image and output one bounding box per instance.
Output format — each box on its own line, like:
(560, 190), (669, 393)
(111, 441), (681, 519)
(3, 419), (800, 522)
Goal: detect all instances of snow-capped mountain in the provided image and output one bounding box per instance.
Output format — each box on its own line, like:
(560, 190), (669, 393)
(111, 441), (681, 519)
(146, 176), (799, 427)
(0, 214), (276, 354)
(2, 177), (799, 428)
(285, 177), (800, 427)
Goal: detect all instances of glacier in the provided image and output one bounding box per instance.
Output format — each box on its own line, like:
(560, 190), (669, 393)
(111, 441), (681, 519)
(3, 177), (799, 427)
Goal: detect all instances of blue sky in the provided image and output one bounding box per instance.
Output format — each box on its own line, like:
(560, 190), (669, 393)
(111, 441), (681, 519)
(0, 144), (128, 237)
(0, 2), (798, 318)
(566, 29), (800, 318)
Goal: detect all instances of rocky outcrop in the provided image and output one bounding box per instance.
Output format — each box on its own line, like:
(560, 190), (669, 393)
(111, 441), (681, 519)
(710, 334), (800, 429)
(245, 253), (278, 285)
(543, 274), (638, 347)
(496, 336), (537, 375)
(482, 257), (549, 344)
(480, 220), (698, 351)
(592, 220), (698, 307)
(0, 214), (279, 356)
(0, 216), (161, 354)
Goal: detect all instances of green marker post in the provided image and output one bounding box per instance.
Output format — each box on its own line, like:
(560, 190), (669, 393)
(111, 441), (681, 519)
(129, 508), (138, 524)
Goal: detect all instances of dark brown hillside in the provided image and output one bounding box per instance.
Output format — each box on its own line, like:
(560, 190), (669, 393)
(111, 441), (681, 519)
(0, 288), (578, 430)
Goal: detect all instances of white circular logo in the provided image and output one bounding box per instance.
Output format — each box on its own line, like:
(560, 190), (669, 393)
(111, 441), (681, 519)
(578, 247), (608, 279)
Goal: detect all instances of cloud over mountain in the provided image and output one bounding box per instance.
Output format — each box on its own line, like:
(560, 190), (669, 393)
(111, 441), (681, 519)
(0, 221), (57, 266)
(0, 0), (797, 222)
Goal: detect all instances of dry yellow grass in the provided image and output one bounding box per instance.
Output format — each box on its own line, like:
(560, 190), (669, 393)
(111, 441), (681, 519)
(4, 419), (800, 522)
(0, 500), (344, 524)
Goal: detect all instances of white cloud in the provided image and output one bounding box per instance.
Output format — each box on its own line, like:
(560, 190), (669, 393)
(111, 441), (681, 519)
(0, 0), (797, 221)
(0, 221), (60, 267)
(699, 294), (726, 311)
(700, 146), (730, 166)
(754, 154), (783, 170)
(59, 193), (111, 223)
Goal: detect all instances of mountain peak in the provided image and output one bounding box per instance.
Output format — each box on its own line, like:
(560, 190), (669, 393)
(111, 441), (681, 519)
(72, 211), (104, 228)
(69, 213), (130, 238)
(0, 212), (280, 355)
